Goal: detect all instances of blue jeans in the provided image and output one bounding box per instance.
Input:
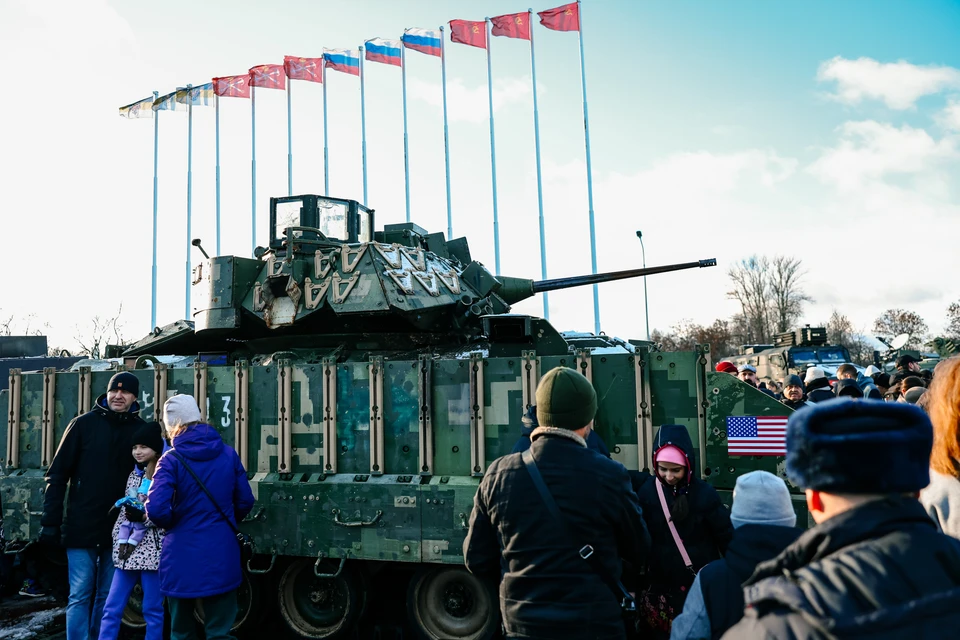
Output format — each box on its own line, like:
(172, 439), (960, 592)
(66, 547), (115, 640)
(98, 569), (163, 640)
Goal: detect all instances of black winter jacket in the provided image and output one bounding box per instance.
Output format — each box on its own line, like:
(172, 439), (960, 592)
(637, 425), (734, 592)
(464, 429), (651, 640)
(780, 397), (812, 411)
(723, 496), (960, 639)
(41, 394), (143, 548)
(804, 378), (834, 403)
(699, 524), (801, 639)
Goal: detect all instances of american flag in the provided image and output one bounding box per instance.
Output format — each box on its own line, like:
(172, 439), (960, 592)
(726, 416), (788, 456)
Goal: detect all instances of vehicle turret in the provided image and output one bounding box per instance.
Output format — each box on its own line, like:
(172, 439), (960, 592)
(125, 195), (715, 359)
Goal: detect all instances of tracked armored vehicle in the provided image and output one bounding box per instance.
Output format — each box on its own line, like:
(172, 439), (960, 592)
(2, 195), (796, 639)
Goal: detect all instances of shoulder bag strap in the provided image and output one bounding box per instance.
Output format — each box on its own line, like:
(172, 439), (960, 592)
(655, 478), (694, 572)
(521, 448), (634, 607)
(168, 450), (241, 537)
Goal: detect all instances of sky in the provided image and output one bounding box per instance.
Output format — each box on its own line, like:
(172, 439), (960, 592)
(1, 0), (959, 353)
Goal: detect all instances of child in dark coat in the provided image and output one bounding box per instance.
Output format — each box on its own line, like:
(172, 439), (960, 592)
(635, 424), (734, 638)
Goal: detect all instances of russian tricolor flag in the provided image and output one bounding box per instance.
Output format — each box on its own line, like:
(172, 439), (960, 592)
(402, 28), (442, 57)
(323, 48), (360, 76)
(365, 38), (402, 67)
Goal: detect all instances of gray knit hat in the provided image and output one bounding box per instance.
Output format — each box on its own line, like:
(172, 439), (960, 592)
(730, 470), (797, 529)
(535, 367), (597, 431)
(163, 394), (202, 428)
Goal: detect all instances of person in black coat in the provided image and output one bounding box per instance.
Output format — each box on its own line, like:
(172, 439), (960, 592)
(635, 425), (734, 638)
(41, 372), (145, 640)
(724, 399), (960, 639)
(464, 367), (650, 640)
(779, 375), (812, 411)
(802, 367), (834, 403)
(670, 471), (801, 639)
(511, 404), (611, 457)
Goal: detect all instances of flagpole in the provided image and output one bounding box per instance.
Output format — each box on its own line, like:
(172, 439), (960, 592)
(484, 18), (501, 275)
(360, 46), (368, 206)
(577, 0), (600, 334)
(440, 25), (453, 239)
(185, 85), (193, 320)
(251, 86), (257, 257)
(215, 94), (221, 256)
(322, 63), (329, 195)
(151, 90), (159, 330)
(401, 46), (412, 222)
(287, 74), (293, 196)
(529, 9), (549, 320)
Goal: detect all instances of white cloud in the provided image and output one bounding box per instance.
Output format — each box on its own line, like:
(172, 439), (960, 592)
(938, 99), (960, 132)
(409, 76), (533, 123)
(816, 56), (960, 109)
(808, 120), (957, 192)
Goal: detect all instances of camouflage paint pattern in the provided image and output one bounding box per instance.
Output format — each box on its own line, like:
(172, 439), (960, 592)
(1, 345), (806, 562)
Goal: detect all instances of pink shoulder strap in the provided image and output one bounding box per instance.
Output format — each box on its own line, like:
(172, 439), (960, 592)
(655, 478), (693, 570)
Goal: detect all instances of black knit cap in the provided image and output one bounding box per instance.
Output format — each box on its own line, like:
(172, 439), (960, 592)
(786, 398), (932, 494)
(131, 421), (164, 455)
(536, 367), (597, 430)
(108, 371), (140, 397)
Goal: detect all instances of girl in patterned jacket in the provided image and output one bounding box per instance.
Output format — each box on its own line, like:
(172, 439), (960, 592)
(98, 422), (166, 640)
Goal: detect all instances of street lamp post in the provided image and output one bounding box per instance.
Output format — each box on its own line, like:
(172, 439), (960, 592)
(636, 231), (650, 340)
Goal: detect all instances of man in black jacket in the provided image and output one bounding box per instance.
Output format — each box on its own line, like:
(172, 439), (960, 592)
(41, 372), (145, 640)
(723, 399), (960, 639)
(464, 367), (651, 640)
(779, 375), (811, 411)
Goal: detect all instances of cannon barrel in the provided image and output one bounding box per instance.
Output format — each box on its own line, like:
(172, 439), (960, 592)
(496, 259), (716, 305)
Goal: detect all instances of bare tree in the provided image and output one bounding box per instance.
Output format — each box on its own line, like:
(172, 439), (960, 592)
(727, 256), (772, 344)
(946, 301), (960, 340)
(768, 256), (812, 333)
(873, 309), (929, 348)
(74, 304), (128, 359)
(826, 310), (874, 366)
(0, 312), (13, 336)
(651, 318), (737, 359)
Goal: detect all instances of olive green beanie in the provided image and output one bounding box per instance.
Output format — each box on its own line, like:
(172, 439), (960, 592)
(535, 367), (597, 430)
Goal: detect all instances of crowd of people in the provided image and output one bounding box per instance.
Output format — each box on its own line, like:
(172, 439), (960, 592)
(37, 372), (253, 640)
(715, 354), (934, 408)
(465, 357), (960, 639)
(25, 354), (960, 640)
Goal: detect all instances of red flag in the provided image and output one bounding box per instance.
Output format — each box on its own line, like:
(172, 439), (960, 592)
(249, 64), (286, 90)
(283, 56), (323, 83)
(212, 74), (251, 98)
(538, 2), (580, 32)
(491, 12), (530, 40)
(449, 19), (487, 49)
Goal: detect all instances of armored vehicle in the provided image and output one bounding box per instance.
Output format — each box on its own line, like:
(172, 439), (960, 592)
(723, 326), (860, 383)
(875, 333), (942, 374)
(2, 195), (797, 639)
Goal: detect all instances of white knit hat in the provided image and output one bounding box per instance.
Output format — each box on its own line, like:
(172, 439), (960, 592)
(804, 366), (826, 383)
(730, 470), (797, 529)
(864, 365), (881, 377)
(163, 394), (202, 428)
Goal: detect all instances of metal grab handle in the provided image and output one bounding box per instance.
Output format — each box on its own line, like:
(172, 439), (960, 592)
(332, 508), (383, 527)
(246, 553), (277, 575)
(242, 507), (265, 523)
(314, 553), (347, 578)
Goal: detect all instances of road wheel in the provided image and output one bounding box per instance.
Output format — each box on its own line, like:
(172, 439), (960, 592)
(277, 558), (364, 639)
(194, 569), (262, 636)
(407, 566), (498, 640)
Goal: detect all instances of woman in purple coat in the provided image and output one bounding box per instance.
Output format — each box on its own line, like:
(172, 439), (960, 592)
(145, 395), (255, 640)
